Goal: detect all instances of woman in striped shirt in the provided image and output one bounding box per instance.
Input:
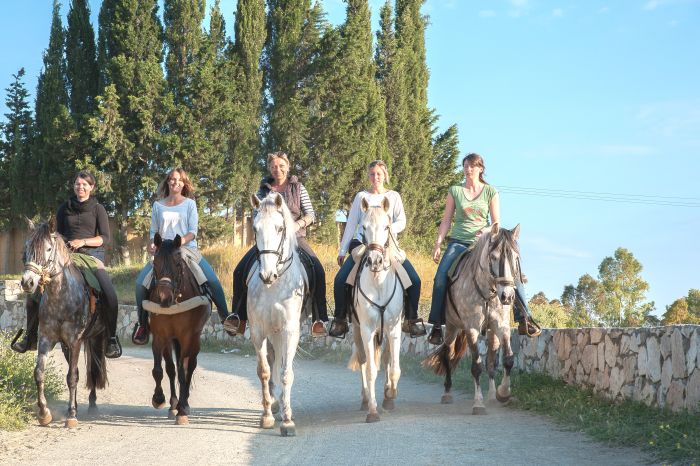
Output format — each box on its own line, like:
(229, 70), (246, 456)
(229, 152), (328, 337)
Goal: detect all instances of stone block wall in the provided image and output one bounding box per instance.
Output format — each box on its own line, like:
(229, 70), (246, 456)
(515, 327), (700, 412)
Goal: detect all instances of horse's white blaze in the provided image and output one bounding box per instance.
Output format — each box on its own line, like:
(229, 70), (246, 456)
(247, 193), (306, 436)
(350, 199), (403, 422)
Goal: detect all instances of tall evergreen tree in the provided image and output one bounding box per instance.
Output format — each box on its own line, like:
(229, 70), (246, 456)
(309, 0), (388, 240)
(0, 69), (36, 227)
(34, 0), (77, 216)
(92, 0), (166, 262)
(164, 0), (205, 102)
(66, 0), (99, 117)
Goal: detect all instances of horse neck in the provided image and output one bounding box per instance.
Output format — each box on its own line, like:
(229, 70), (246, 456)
(458, 239), (493, 297)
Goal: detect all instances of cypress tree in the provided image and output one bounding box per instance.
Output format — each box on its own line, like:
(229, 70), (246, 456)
(66, 0), (99, 117)
(163, 0), (205, 102)
(0, 69), (36, 227)
(92, 0), (166, 262)
(309, 0), (388, 241)
(34, 0), (77, 216)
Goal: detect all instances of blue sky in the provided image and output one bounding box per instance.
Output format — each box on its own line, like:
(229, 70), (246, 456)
(1, 1), (699, 315)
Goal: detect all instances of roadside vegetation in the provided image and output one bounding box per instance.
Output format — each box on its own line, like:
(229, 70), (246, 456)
(0, 331), (62, 430)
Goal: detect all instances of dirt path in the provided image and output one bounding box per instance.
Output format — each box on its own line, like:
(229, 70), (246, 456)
(0, 346), (650, 465)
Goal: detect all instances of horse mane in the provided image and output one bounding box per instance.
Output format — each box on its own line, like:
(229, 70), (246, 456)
(462, 225), (519, 279)
(257, 194), (299, 251)
(27, 221), (71, 265)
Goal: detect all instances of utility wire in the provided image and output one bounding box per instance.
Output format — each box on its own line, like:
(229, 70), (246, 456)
(498, 185), (700, 208)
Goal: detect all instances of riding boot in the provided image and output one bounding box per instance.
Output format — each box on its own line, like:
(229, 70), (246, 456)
(132, 297), (150, 345)
(427, 325), (443, 346)
(514, 285), (541, 337)
(401, 293), (426, 337)
(329, 284), (351, 338)
(11, 297), (39, 353)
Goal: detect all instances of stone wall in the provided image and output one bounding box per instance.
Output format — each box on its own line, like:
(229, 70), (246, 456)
(3, 279), (698, 412)
(515, 327), (700, 412)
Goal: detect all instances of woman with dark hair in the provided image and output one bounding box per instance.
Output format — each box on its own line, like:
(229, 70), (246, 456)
(328, 160), (426, 338)
(131, 168), (233, 344)
(11, 170), (122, 358)
(427, 153), (540, 345)
(229, 151), (329, 338)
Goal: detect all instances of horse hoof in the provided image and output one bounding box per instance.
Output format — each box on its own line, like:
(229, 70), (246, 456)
(37, 412), (52, 426)
(382, 398), (395, 411)
(175, 415), (189, 425)
(496, 390), (511, 403)
(271, 400), (280, 415)
(168, 409), (178, 420)
(365, 412), (380, 423)
(280, 421), (296, 437)
(360, 400), (369, 411)
(152, 397), (167, 410)
(260, 415), (275, 429)
(441, 394), (453, 404)
(472, 406), (487, 415)
(65, 418), (78, 428)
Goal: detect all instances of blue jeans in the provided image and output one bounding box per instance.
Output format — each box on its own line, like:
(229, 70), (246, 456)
(333, 240), (422, 321)
(428, 241), (469, 325)
(135, 255), (229, 321)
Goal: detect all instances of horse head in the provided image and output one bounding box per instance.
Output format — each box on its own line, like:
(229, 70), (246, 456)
(152, 232), (183, 307)
(251, 192), (296, 285)
(485, 223), (521, 306)
(21, 217), (66, 294)
(361, 196), (392, 273)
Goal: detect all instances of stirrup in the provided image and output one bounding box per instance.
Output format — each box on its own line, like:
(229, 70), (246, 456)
(402, 318), (427, 338)
(106, 336), (122, 359)
(223, 314), (241, 336)
(518, 318), (542, 337)
(328, 319), (349, 339)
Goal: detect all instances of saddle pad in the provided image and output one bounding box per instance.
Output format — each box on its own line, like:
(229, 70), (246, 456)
(142, 296), (210, 315)
(71, 253), (102, 293)
(447, 248), (473, 282)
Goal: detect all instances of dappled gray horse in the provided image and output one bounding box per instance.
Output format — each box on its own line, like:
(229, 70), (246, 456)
(424, 223), (521, 415)
(21, 219), (109, 427)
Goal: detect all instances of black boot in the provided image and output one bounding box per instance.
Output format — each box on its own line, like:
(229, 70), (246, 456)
(328, 318), (349, 338)
(402, 295), (426, 337)
(11, 297), (39, 353)
(427, 325), (443, 345)
(106, 336), (122, 358)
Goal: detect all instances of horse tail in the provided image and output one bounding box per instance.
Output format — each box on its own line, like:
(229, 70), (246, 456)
(422, 330), (468, 376)
(84, 335), (108, 390)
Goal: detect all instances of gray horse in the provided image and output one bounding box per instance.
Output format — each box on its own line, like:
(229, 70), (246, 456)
(21, 219), (109, 427)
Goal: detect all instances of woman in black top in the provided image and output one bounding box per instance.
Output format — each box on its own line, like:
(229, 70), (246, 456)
(11, 171), (122, 358)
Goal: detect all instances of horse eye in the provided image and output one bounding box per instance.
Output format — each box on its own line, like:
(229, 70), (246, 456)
(277, 226), (283, 233)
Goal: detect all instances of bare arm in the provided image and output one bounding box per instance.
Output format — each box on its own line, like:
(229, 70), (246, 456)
(489, 192), (500, 226)
(431, 192), (456, 263)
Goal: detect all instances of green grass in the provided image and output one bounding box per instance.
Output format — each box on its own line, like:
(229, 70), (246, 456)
(0, 331), (63, 430)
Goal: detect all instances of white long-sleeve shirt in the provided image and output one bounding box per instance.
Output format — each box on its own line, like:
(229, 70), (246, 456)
(338, 190), (406, 257)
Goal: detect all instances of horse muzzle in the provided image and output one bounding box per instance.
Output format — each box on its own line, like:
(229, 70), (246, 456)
(21, 273), (38, 293)
(259, 271), (278, 286)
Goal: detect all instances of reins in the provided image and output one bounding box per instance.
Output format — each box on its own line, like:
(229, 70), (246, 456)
(255, 219), (294, 278)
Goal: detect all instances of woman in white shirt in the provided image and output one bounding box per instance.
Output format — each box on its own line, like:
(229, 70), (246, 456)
(328, 160), (426, 338)
(132, 168), (231, 344)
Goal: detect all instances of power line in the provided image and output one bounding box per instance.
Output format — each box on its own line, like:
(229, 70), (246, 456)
(497, 185), (700, 208)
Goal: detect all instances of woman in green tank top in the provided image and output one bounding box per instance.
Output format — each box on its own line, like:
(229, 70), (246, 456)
(426, 154), (540, 345)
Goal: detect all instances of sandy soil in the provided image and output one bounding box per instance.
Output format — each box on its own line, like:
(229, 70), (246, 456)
(0, 346), (651, 465)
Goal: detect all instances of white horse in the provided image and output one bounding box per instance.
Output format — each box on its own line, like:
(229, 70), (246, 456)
(348, 197), (404, 423)
(248, 193), (307, 437)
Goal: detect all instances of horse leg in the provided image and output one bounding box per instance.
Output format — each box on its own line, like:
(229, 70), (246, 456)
(382, 327), (401, 411)
(496, 324), (515, 403)
(350, 324), (369, 411)
(65, 339), (81, 428)
(151, 337), (166, 410)
(467, 330), (486, 415)
(279, 330), (300, 437)
(34, 336), (53, 426)
(440, 325), (460, 404)
(266, 341), (279, 415)
(486, 329), (500, 402)
(175, 342), (197, 425)
(164, 343), (178, 419)
(254, 336), (275, 429)
(362, 329), (380, 423)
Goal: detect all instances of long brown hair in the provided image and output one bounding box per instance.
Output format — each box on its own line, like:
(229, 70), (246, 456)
(157, 168), (195, 199)
(462, 153), (488, 184)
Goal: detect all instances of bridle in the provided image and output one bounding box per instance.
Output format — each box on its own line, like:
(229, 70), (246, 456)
(474, 234), (520, 303)
(255, 216), (293, 278)
(153, 247), (185, 303)
(361, 208), (394, 273)
(24, 233), (61, 294)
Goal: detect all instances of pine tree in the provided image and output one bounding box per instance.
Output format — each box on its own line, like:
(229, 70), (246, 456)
(93, 0), (166, 263)
(34, 0), (77, 216)
(66, 0), (99, 117)
(426, 122), (461, 242)
(0, 69), (36, 227)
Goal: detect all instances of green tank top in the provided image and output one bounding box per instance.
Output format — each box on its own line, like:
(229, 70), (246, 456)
(448, 184), (498, 243)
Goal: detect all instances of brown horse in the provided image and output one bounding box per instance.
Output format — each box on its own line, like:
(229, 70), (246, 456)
(147, 233), (210, 425)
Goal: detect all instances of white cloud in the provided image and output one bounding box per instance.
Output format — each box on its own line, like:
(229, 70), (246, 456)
(508, 0), (530, 17)
(644, 0), (661, 10)
(552, 8), (564, 17)
(598, 6), (610, 13)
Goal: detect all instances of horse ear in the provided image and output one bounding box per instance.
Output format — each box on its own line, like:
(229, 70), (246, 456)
(512, 223), (520, 240)
(382, 196), (390, 212)
(250, 194), (261, 209)
(361, 197), (369, 212)
(154, 233), (162, 248)
(25, 217), (35, 231)
(274, 193), (283, 209)
(174, 234), (182, 248)
(48, 216), (57, 233)
(490, 222), (500, 237)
